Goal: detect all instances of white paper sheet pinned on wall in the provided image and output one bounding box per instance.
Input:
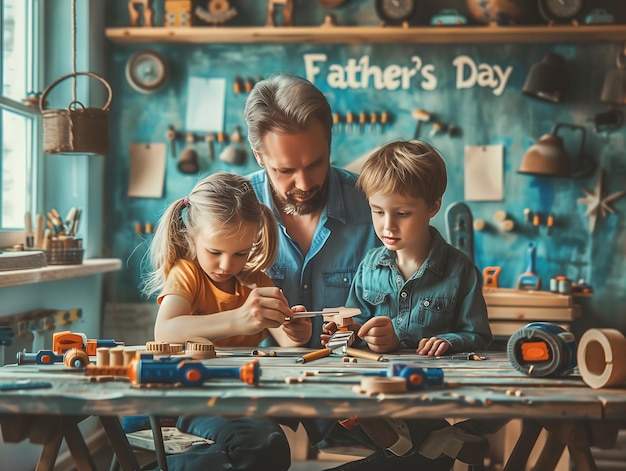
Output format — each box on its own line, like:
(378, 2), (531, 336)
(128, 143), (166, 198)
(185, 77), (226, 133)
(464, 144), (504, 201)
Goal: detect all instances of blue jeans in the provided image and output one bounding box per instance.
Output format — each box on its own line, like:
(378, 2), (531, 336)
(163, 416), (291, 471)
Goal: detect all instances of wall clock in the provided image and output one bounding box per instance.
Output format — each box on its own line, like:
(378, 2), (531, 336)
(375, 0), (418, 26)
(125, 49), (169, 94)
(538, 0), (585, 24)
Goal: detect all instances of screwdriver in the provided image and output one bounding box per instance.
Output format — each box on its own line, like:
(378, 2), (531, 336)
(333, 112), (342, 133)
(370, 111), (378, 133)
(359, 111), (366, 135)
(380, 111), (389, 134)
(346, 111), (354, 135)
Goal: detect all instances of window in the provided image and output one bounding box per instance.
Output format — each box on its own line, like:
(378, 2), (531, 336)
(1, 0), (41, 240)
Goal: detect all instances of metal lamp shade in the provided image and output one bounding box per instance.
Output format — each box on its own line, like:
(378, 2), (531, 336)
(600, 68), (626, 105)
(522, 53), (568, 103)
(518, 135), (570, 177)
(518, 123), (590, 178)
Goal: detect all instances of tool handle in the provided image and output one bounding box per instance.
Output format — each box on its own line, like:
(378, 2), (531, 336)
(345, 348), (384, 362)
(525, 242), (537, 273)
(296, 348), (330, 364)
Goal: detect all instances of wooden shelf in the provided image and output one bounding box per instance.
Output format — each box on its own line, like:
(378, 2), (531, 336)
(0, 258), (122, 288)
(105, 24), (626, 45)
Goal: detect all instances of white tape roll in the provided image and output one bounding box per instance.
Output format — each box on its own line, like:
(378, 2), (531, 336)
(577, 328), (626, 389)
(357, 376), (407, 396)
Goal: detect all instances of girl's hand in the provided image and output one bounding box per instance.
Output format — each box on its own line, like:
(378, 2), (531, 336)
(417, 337), (450, 356)
(357, 317), (399, 353)
(282, 305), (312, 343)
(241, 287), (293, 331)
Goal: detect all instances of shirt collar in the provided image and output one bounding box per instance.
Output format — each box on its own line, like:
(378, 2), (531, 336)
(374, 226), (448, 277)
(325, 167), (346, 224)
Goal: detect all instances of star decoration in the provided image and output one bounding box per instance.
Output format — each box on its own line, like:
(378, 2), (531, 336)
(578, 170), (626, 233)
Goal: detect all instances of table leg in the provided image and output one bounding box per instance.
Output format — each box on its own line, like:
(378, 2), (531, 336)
(542, 421), (598, 471)
(100, 416), (141, 471)
(530, 431), (566, 471)
(149, 415), (169, 471)
(502, 420), (542, 471)
(63, 417), (98, 471)
(35, 426), (63, 471)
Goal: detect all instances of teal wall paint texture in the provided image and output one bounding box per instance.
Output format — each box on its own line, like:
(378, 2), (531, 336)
(105, 2), (626, 338)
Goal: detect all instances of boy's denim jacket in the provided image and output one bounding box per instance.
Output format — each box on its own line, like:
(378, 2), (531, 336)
(347, 226), (493, 352)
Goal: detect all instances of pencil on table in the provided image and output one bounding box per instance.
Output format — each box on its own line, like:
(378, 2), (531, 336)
(296, 348), (330, 364)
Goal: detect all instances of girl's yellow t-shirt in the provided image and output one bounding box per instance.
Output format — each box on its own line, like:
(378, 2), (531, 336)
(158, 259), (275, 347)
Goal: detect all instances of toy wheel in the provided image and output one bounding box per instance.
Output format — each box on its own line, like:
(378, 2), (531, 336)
(64, 348), (89, 368)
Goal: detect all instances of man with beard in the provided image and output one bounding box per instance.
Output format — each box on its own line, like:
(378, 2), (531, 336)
(243, 75), (486, 471)
(245, 73), (379, 349)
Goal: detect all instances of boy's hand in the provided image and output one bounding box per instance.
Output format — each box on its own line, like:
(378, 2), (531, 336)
(358, 317), (399, 353)
(320, 321), (337, 347)
(417, 337), (450, 356)
(320, 320), (361, 347)
(282, 305), (312, 343)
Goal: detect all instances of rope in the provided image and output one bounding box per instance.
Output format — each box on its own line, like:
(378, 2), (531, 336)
(71, 0), (77, 107)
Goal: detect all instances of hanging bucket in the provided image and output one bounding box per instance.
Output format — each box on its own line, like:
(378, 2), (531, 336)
(40, 71), (113, 155)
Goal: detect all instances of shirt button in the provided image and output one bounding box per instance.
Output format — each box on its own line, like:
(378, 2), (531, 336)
(343, 277), (348, 283)
(303, 284), (309, 290)
(401, 292), (408, 299)
(397, 317), (402, 322)
(396, 276), (402, 283)
(423, 300), (430, 307)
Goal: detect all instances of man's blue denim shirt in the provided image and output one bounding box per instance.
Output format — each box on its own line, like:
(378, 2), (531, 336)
(249, 166), (379, 348)
(347, 226), (493, 352)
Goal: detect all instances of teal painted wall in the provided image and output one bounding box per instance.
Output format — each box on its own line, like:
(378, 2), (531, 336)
(104, 1), (626, 338)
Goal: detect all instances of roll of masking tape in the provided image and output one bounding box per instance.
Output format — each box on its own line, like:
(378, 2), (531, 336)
(577, 329), (626, 389)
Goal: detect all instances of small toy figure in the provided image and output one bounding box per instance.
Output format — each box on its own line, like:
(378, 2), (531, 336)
(128, 0), (154, 27)
(266, 0), (294, 27)
(165, 0), (193, 27)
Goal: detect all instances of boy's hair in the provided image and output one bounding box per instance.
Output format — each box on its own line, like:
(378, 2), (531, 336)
(142, 172), (278, 298)
(244, 73), (333, 156)
(357, 140), (447, 206)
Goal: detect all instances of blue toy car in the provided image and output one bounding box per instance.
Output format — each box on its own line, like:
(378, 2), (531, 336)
(584, 9), (615, 25)
(430, 9), (467, 26)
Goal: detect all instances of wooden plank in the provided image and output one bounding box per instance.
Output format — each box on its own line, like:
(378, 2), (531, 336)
(487, 305), (581, 322)
(483, 288), (574, 308)
(0, 259), (122, 288)
(490, 321), (571, 337)
(104, 25), (626, 45)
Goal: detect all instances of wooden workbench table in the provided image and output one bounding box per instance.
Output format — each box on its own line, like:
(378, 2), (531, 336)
(1, 348), (624, 470)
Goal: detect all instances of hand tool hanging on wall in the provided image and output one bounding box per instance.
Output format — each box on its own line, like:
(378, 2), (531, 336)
(178, 133), (200, 174)
(483, 266), (501, 288)
(346, 111), (354, 135)
(516, 242), (541, 290)
(380, 111), (389, 133)
(412, 109), (431, 139)
(166, 125), (177, 158)
(219, 125), (246, 165)
(445, 202), (474, 262)
(205, 133), (215, 161)
(333, 112), (342, 133)
(358, 111), (366, 135)
(370, 111), (378, 133)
